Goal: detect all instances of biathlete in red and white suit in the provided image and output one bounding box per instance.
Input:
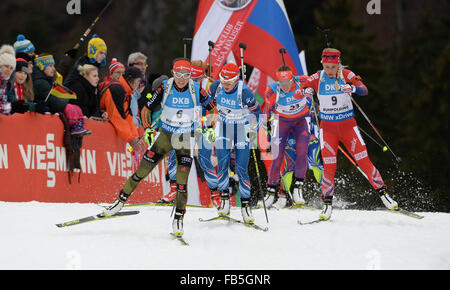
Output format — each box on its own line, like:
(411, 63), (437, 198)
(295, 48), (398, 220)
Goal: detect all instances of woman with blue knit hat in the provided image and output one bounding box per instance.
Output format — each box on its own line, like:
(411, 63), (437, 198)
(64, 34), (107, 87)
(13, 35), (36, 58)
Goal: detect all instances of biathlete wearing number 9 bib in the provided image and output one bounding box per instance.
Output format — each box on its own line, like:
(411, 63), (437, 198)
(296, 48), (398, 220)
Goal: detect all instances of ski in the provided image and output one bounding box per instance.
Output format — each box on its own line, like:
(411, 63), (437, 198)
(198, 216), (225, 222)
(170, 233), (189, 246)
(286, 204), (319, 210)
(297, 218), (328, 225)
(56, 211), (140, 228)
(125, 202), (209, 209)
(199, 215), (269, 232)
(376, 207), (424, 219)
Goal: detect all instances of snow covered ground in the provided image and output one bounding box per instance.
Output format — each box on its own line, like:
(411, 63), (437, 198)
(0, 201), (449, 270)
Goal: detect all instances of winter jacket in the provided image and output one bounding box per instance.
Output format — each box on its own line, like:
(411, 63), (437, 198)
(32, 68), (53, 103)
(67, 74), (102, 118)
(0, 76), (15, 114)
(99, 76), (139, 143)
(32, 69), (67, 113)
(64, 55), (102, 87)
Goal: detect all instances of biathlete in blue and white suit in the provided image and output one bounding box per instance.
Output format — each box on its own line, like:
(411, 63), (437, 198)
(190, 60), (220, 206)
(103, 58), (215, 238)
(207, 63), (262, 224)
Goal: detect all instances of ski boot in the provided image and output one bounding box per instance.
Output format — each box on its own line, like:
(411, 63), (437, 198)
(319, 196), (333, 221)
(273, 190), (287, 209)
(217, 191), (231, 216)
(156, 180), (177, 204)
(210, 188), (221, 208)
(172, 208), (184, 237)
(264, 185), (277, 208)
(103, 191), (129, 217)
(377, 186), (398, 210)
(291, 178), (306, 205)
(241, 198), (254, 224)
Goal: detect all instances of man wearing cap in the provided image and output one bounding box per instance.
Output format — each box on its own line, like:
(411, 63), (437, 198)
(64, 34), (107, 87)
(102, 58), (215, 238)
(263, 66), (313, 209)
(295, 47), (398, 221)
(207, 63), (262, 224)
(32, 53), (57, 104)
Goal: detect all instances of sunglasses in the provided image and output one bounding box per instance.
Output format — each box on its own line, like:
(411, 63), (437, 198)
(133, 62), (148, 68)
(173, 71), (192, 79)
(322, 55), (340, 60)
(219, 75), (238, 85)
(279, 79), (293, 87)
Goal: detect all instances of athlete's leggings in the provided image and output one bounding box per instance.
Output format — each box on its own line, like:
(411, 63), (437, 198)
(215, 121), (251, 199)
(268, 117), (309, 186)
(122, 129), (193, 211)
(320, 118), (385, 203)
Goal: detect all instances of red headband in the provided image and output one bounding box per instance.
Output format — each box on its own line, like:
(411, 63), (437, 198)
(173, 60), (191, 72)
(321, 51), (341, 64)
(191, 65), (205, 78)
(220, 63), (240, 80)
(276, 70), (293, 82)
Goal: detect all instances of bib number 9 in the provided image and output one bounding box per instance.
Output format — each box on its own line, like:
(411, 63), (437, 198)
(331, 96), (338, 106)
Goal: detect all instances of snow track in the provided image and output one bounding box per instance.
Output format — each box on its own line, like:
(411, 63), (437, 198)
(0, 202), (448, 270)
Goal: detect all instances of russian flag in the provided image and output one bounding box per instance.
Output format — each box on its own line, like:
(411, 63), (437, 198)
(192, 0), (304, 80)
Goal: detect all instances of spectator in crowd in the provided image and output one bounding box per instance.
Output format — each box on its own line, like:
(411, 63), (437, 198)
(32, 53), (57, 106)
(127, 52), (148, 80)
(16, 52), (35, 91)
(109, 58), (126, 82)
(11, 58), (36, 113)
(64, 34), (107, 87)
(99, 66), (146, 153)
(0, 44), (16, 115)
(32, 53), (90, 135)
(13, 34), (36, 59)
(67, 64), (107, 120)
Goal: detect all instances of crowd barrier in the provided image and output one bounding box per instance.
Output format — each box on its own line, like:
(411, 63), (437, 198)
(0, 113), (211, 206)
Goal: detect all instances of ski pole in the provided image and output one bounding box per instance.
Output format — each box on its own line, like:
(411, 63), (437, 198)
(252, 148), (269, 223)
(338, 145), (369, 181)
(73, 0), (114, 50)
(309, 88), (369, 181)
(357, 126), (387, 152)
(351, 97), (401, 162)
(316, 27), (332, 48)
(128, 114), (162, 153)
(183, 38), (192, 59)
(239, 42), (247, 80)
(207, 41), (215, 79)
(279, 48), (287, 66)
(238, 41), (267, 222)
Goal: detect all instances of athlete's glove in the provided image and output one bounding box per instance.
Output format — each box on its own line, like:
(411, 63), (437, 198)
(247, 128), (258, 148)
(144, 128), (155, 145)
(204, 127), (216, 143)
(340, 84), (354, 95)
(295, 87), (314, 99)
